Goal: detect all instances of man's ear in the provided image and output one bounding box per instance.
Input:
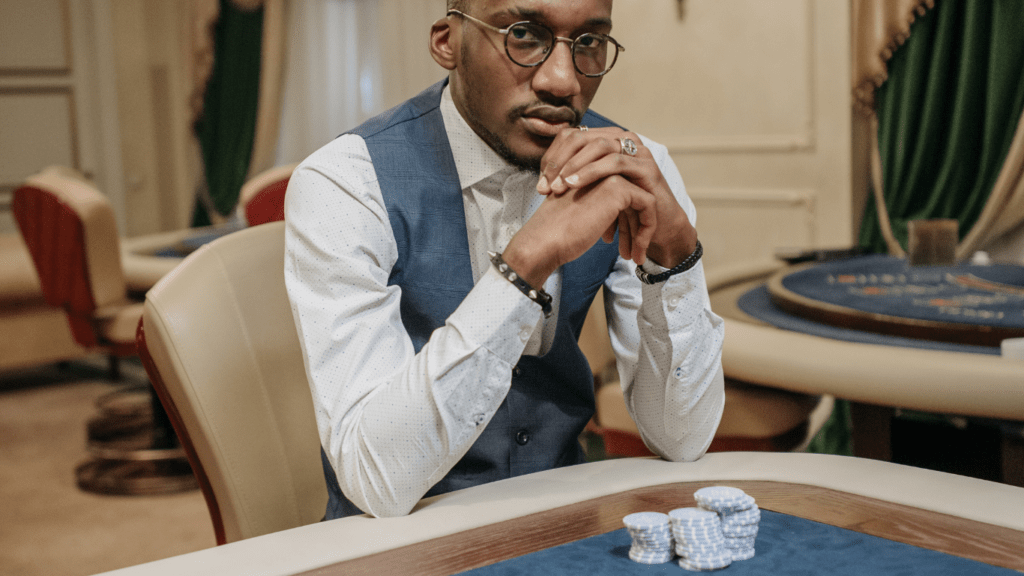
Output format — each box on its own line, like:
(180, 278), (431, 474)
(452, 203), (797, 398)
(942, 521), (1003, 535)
(429, 17), (457, 70)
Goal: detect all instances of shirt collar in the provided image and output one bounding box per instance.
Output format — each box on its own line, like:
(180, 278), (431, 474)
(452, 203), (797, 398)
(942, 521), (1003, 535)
(440, 84), (518, 190)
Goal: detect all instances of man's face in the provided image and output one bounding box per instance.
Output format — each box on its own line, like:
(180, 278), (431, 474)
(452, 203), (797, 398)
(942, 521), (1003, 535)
(448, 0), (613, 171)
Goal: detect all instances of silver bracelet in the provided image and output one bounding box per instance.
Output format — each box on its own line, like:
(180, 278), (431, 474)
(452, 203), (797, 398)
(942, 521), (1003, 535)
(488, 251), (553, 318)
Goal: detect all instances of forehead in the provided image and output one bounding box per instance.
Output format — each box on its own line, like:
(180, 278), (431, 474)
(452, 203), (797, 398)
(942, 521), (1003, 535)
(472, 0), (613, 27)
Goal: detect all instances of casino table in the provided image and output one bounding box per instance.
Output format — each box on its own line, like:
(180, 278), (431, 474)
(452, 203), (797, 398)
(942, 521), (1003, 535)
(99, 453), (1023, 575)
(706, 258), (1024, 473)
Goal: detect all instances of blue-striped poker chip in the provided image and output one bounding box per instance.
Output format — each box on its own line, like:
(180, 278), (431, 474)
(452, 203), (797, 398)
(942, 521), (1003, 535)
(730, 547), (756, 561)
(724, 535), (757, 549)
(629, 547), (675, 564)
(669, 507), (719, 523)
(676, 544), (728, 557)
(722, 505), (760, 525)
(676, 534), (726, 545)
(624, 512), (670, 528)
(678, 552), (733, 571)
(694, 487), (756, 514)
(722, 523), (759, 538)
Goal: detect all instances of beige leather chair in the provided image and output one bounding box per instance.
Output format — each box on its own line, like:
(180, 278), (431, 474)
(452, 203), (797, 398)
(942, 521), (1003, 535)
(138, 221), (327, 544)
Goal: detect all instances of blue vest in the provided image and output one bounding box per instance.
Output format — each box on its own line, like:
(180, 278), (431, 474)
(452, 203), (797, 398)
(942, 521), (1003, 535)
(321, 80), (621, 519)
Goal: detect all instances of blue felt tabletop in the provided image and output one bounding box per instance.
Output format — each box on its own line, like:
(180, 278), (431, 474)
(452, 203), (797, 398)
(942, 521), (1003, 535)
(458, 510), (1017, 575)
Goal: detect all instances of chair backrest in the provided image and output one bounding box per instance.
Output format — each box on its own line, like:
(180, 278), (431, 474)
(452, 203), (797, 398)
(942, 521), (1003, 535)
(137, 221), (326, 544)
(237, 163), (297, 227)
(12, 166), (128, 347)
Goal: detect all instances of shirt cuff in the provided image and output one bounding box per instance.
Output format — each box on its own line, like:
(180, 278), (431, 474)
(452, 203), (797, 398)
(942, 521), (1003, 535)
(638, 259), (712, 330)
(445, 265), (544, 365)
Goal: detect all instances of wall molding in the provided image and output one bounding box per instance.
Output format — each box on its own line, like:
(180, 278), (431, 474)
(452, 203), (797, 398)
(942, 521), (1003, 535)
(689, 186), (817, 209)
(658, 0), (817, 155)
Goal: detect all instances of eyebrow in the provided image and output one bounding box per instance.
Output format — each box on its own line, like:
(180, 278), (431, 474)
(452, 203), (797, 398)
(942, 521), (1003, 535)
(503, 7), (613, 30)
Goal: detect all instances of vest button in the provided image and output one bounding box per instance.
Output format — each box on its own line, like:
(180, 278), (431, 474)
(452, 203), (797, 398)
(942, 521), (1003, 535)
(512, 365), (522, 378)
(515, 429), (530, 445)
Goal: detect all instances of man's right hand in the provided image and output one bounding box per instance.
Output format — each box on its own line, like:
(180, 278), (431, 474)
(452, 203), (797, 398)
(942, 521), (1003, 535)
(502, 174), (657, 289)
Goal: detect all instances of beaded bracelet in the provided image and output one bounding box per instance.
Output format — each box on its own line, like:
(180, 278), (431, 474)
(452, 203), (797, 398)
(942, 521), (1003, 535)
(635, 239), (703, 285)
(488, 251), (553, 318)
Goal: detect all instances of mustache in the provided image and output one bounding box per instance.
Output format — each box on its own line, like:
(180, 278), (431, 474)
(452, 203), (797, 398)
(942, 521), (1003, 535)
(509, 102), (583, 127)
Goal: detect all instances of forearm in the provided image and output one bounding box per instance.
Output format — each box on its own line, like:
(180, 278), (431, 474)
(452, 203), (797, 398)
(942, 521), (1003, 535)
(621, 259), (725, 460)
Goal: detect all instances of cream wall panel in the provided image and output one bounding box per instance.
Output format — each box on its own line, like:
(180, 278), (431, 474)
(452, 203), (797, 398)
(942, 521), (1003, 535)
(0, 91), (76, 186)
(690, 187), (816, 268)
(593, 0), (853, 271)
(0, 0), (69, 72)
(595, 0), (813, 152)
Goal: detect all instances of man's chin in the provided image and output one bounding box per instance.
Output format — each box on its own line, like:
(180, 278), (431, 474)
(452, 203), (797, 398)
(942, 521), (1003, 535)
(489, 137), (545, 173)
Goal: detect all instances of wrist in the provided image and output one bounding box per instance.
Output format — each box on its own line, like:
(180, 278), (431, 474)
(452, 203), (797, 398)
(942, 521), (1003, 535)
(502, 238), (556, 288)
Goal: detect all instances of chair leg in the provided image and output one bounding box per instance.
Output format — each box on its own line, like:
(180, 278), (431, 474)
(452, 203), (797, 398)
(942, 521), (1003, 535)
(107, 354), (121, 381)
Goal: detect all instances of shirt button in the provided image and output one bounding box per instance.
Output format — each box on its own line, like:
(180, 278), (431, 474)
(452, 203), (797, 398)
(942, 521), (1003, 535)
(512, 365), (523, 378)
(472, 413), (486, 425)
(515, 429), (530, 445)
(519, 328), (530, 342)
(668, 296), (681, 310)
(674, 366), (684, 379)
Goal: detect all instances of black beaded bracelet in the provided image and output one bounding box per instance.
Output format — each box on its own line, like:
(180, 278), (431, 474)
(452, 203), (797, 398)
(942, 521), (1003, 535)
(635, 239), (703, 285)
(488, 251), (553, 318)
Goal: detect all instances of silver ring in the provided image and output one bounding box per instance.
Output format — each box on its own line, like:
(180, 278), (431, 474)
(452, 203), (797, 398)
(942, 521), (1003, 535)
(619, 137), (638, 156)
(578, 125), (589, 132)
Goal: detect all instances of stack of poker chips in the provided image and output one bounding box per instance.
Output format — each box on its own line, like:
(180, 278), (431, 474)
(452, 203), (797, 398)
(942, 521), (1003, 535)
(694, 486), (760, 562)
(668, 507), (733, 571)
(622, 512), (675, 564)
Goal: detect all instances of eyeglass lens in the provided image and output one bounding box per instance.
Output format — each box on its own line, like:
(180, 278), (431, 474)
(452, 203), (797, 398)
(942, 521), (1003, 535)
(505, 22), (616, 76)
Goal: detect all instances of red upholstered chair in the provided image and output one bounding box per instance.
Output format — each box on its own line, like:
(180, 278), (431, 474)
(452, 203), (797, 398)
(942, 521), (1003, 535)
(237, 163), (297, 226)
(12, 166), (194, 495)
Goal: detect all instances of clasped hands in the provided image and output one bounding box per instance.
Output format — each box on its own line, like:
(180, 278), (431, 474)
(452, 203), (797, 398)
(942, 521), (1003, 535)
(503, 127), (697, 288)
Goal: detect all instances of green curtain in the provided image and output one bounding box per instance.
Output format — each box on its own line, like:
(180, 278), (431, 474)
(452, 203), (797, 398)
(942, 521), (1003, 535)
(859, 0), (1024, 253)
(192, 0), (264, 227)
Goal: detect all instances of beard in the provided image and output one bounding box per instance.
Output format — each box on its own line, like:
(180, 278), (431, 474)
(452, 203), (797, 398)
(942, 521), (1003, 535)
(457, 43), (583, 172)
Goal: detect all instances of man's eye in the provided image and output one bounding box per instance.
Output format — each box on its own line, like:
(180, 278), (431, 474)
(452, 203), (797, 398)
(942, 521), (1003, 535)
(576, 35), (604, 49)
(509, 25), (543, 42)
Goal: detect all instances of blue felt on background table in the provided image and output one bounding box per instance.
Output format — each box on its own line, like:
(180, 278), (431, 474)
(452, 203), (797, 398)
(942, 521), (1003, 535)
(457, 510), (1017, 575)
(737, 285), (1001, 355)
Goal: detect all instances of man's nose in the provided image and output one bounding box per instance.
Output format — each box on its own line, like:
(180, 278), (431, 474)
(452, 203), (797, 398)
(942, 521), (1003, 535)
(531, 41), (581, 99)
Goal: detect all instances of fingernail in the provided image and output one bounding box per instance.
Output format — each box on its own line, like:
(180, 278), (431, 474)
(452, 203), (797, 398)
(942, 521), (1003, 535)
(536, 175), (548, 193)
(564, 174), (579, 187)
(551, 176), (564, 192)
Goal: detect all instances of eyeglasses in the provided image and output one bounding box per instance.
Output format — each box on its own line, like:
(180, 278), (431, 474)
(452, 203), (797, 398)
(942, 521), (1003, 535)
(447, 10), (625, 77)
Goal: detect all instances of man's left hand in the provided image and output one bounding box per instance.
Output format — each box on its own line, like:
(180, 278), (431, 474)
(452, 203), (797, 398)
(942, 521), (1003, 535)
(536, 127), (698, 269)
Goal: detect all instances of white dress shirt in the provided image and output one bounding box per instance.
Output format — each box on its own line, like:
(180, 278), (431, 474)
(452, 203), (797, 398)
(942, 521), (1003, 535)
(284, 86), (725, 518)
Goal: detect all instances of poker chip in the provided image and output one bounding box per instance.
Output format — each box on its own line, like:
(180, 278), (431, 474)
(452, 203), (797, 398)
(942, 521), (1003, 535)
(623, 511), (675, 565)
(621, 488), (761, 567)
(721, 523), (759, 538)
(723, 505), (761, 526)
(678, 552), (732, 571)
(730, 546), (756, 562)
(694, 486), (756, 514)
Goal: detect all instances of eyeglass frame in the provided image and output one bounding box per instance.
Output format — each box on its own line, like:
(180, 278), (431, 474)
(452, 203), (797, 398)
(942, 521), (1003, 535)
(446, 9), (625, 78)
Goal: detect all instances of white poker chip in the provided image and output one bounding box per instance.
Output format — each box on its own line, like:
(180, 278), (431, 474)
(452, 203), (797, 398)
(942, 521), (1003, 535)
(678, 553), (732, 571)
(730, 546), (756, 561)
(722, 524), (759, 538)
(629, 547), (675, 564)
(724, 535), (758, 549)
(722, 505), (761, 525)
(624, 512), (670, 528)
(669, 507), (720, 523)
(694, 486), (756, 514)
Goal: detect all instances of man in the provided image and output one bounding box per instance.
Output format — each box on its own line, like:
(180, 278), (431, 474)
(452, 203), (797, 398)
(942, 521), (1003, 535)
(284, 0), (724, 520)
